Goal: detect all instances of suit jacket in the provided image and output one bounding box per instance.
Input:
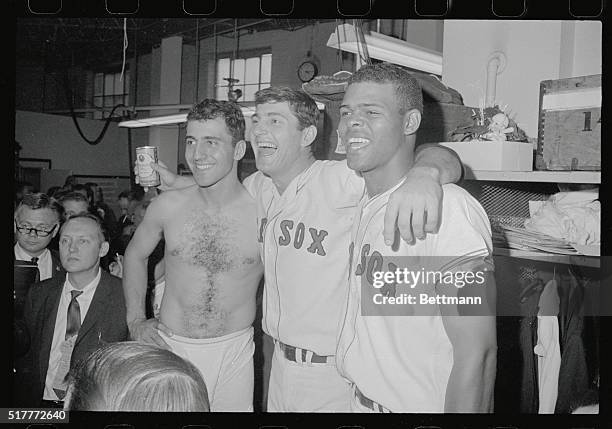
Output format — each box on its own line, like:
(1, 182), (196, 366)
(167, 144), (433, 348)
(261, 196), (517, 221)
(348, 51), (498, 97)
(14, 270), (128, 407)
(48, 249), (63, 277)
(14, 249), (64, 358)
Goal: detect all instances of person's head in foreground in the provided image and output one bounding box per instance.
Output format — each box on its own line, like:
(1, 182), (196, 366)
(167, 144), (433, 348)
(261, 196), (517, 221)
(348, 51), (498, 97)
(338, 62), (423, 193)
(64, 342), (209, 411)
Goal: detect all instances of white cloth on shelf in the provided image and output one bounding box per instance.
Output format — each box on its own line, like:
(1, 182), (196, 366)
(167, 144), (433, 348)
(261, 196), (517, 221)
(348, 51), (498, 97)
(524, 190), (600, 246)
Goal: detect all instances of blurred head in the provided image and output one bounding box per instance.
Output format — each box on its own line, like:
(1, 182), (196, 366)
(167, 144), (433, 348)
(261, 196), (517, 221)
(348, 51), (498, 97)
(85, 182), (101, 204)
(185, 99), (246, 188)
(14, 193), (62, 256)
(339, 62), (422, 177)
(63, 175), (78, 189)
(72, 184), (93, 205)
(117, 191), (131, 216)
(251, 87), (318, 179)
(15, 181), (35, 202)
(58, 192), (90, 219)
(128, 201), (149, 229)
(59, 214), (109, 277)
(65, 342), (209, 412)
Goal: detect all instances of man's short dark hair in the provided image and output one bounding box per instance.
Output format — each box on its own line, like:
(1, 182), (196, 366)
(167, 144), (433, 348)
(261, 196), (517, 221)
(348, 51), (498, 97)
(348, 62), (423, 115)
(187, 99), (245, 144)
(58, 191), (90, 206)
(255, 87), (319, 130)
(15, 192), (62, 219)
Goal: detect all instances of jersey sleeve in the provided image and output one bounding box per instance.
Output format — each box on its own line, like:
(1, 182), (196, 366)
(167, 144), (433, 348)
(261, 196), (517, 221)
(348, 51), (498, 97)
(427, 184), (493, 271)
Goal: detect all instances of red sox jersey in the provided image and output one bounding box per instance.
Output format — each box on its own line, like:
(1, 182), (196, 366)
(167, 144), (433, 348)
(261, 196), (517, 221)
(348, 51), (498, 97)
(243, 160), (364, 356)
(336, 181), (492, 412)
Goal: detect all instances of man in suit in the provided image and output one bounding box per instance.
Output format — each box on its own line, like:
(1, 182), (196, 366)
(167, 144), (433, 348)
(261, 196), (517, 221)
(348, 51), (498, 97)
(15, 213), (128, 408)
(14, 193), (64, 361)
(14, 192), (64, 281)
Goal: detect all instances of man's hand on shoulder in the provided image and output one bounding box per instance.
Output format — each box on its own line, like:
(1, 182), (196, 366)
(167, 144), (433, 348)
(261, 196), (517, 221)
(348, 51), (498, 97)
(384, 165), (443, 245)
(128, 318), (174, 350)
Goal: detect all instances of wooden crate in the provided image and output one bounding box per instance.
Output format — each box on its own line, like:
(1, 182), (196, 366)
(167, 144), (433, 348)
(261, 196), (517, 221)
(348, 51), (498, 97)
(536, 74), (601, 171)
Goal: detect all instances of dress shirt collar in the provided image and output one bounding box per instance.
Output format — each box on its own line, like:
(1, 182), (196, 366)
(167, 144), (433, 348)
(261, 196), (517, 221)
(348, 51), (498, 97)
(14, 242), (50, 262)
(64, 267), (102, 296)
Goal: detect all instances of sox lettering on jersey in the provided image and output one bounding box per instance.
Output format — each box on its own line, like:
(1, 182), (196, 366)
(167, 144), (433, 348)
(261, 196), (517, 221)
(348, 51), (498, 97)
(258, 217), (328, 256)
(351, 241), (398, 298)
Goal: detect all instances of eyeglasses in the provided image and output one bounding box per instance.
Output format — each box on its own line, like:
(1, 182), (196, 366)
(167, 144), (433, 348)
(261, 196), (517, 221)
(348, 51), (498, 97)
(15, 220), (58, 237)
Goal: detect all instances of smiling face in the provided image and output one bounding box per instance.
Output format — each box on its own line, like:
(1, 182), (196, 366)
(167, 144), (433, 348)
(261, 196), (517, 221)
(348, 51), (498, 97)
(59, 217), (109, 275)
(250, 101), (311, 179)
(339, 81), (408, 173)
(185, 117), (245, 188)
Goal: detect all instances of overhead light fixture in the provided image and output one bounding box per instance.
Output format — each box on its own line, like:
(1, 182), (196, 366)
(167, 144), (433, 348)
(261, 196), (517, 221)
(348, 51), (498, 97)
(118, 103), (324, 129)
(118, 113), (189, 128)
(326, 23), (443, 76)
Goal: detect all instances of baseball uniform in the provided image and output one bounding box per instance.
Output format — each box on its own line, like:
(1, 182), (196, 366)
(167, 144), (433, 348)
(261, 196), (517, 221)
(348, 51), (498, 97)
(243, 160), (364, 412)
(336, 181), (493, 413)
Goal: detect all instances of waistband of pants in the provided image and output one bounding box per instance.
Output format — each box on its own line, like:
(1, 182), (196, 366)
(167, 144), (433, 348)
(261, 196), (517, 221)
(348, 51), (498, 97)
(274, 340), (335, 365)
(354, 385), (392, 413)
(40, 399), (64, 409)
(159, 325), (253, 345)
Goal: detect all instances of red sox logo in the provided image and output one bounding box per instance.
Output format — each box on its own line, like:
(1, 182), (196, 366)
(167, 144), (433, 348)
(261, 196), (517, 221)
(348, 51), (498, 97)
(350, 242), (397, 298)
(258, 217), (328, 256)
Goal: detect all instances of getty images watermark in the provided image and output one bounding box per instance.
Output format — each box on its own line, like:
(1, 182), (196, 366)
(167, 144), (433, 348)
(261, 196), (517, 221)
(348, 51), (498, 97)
(358, 255), (608, 317)
(357, 255), (496, 316)
(372, 267), (487, 305)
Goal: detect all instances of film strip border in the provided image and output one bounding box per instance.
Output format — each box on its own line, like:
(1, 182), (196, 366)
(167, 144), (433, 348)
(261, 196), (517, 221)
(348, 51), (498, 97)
(17, 0), (605, 19)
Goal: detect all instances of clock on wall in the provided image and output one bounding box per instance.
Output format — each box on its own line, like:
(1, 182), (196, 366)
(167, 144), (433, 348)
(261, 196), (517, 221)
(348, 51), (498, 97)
(297, 60), (318, 83)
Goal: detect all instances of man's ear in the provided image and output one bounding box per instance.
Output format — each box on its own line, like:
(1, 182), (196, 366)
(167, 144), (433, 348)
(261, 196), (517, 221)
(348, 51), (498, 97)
(99, 241), (110, 258)
(301, 125), (317, 148)
(233, 140), (247, 161)
(403, 109), (421, 136)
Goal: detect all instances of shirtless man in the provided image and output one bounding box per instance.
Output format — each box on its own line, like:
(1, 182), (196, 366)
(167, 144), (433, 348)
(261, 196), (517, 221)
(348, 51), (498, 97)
(123, 99), (263, 411)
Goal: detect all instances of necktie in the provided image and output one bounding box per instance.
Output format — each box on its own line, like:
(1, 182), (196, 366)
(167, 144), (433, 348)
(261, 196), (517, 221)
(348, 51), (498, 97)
(65, 290), (83, 340)
(31, 257), (40, 283)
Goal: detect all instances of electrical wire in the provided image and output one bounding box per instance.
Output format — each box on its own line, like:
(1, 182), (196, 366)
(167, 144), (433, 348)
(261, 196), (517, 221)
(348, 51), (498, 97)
(120, 18), (128, 82)
(63, 71), (126, 146)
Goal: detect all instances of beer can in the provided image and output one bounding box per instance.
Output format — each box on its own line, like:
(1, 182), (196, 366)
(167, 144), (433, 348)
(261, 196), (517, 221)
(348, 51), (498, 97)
(136, 146), (161, 187)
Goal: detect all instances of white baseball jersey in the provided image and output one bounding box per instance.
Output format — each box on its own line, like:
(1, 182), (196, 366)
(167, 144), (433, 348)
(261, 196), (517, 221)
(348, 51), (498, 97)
(243, 160), (364, 356)
(336, 181), (492, 412)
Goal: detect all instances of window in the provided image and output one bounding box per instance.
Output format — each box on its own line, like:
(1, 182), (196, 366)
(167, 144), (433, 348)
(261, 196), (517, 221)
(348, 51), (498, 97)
(93, 71), (129, 119)
(216, 52), (271, 102)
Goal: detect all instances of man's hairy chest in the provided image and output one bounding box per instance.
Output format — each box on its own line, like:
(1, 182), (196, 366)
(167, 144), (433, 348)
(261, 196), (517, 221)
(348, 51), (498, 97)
(165, 208), (258, 275)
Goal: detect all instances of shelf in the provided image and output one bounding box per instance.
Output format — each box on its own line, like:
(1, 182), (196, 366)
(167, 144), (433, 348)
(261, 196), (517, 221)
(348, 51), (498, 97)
(463, 170), (600, 184)
(493, 247), (600, 268)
